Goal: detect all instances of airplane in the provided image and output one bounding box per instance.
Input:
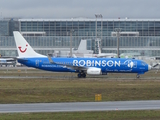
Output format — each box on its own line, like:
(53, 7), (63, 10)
(71, 39), (117, 58)
(13, 31), (152, 78)
(0, 58), (16, 67)
(68, 39), (94, 58)
(73, 39), (93, 54)
(52, 39), (93, 58)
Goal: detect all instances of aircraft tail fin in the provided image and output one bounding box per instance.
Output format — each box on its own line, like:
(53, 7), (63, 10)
(78, 40), (87, 51)
(13, 31), (45, 57)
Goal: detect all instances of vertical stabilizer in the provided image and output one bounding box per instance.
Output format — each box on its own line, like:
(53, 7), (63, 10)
(13, 31), (45, 57)
(78, 40), (87, 51)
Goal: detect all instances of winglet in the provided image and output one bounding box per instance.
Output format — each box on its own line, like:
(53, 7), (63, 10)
(72, 54), (77, 58)
(47, 54), (55, 64)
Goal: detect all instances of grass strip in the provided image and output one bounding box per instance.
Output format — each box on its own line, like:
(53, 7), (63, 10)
(0, 110), (160, 120)
(0, 79), (160, 103)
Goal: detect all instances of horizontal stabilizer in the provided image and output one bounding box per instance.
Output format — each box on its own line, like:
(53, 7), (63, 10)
(152, 63), (160, 68)
(17, 58), (28, 62)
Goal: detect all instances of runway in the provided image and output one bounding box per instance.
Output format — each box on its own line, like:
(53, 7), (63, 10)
(0, 66), (160, 80)
(1, 100), (160, 113)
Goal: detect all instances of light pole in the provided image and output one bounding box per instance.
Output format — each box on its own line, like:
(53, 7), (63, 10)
(70, 29), (74, 57)
(95, 14), (103, 54)
(115, 28), (121, 58)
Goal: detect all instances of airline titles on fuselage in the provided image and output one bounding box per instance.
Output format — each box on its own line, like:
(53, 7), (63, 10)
(73, 59), (135, 68)
(73, 60), (121, 67)
(41, 59), (135, 69)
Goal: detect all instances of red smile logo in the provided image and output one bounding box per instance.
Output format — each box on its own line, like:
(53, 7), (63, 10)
(18, 44), (28, 53)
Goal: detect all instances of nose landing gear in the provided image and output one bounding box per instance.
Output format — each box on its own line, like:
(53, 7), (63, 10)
(136, 74), (140, 78)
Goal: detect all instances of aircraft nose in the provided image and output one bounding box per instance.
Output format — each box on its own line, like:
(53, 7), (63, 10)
(148, 65), (152, 70)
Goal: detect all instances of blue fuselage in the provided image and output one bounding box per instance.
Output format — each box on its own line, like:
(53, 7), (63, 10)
(18, 57), (149, 75)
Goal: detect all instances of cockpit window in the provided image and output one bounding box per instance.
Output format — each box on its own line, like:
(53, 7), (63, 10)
(141, 62), (146, 66)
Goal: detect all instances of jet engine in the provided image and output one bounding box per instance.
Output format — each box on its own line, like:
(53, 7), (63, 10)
(87, 68), (102, 75)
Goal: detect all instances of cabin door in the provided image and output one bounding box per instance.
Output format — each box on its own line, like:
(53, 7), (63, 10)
(36, 60), (39, 67)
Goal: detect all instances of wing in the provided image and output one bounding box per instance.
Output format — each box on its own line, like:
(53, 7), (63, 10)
(47, 54), (87, 71)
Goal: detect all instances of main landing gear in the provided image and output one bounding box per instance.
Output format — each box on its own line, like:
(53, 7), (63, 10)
(77, 72), (86, 78)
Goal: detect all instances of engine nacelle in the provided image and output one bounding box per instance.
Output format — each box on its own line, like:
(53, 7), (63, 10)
(87, 68), (102, 75)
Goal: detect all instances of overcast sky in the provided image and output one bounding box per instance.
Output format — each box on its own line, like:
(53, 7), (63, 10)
(0, 0), (160, 19)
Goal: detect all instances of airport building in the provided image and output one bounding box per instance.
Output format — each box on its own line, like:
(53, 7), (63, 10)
(0, 18), (160, 57)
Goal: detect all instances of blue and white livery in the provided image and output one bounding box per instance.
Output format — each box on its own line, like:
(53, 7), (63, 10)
(13, 31), (152, 78)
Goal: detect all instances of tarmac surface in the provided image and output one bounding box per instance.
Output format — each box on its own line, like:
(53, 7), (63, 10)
(0, 100), (160, 113)
(0, 67), (160, 113)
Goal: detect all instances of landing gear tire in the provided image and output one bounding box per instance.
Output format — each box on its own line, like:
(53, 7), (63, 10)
(136, 74), (140, 78)
(78, 73), (81, 78)
(77, 73), (86, 78)
(82, 73), (86, 78)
